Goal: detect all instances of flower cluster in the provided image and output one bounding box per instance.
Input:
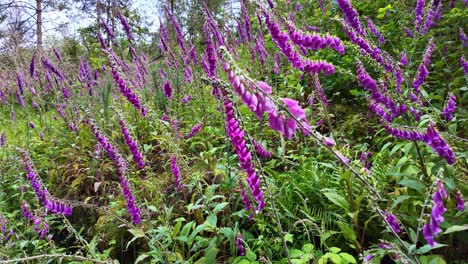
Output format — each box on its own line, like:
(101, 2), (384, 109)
(455, 191), (464, 212)
(286, 22), (345, 54)
(106, 51), (146, 116)
(90, 123), (141, 224)
(415, 0), (425, 31)
(163, 80), (173, 99)
(21, 202), (49, 239)
(367, 18), (385, 43)
(423, 181), (447, 246)
(119, 118), (145, 169)
(252, 140), (272, 158)
(181, 94), (193, 104)
(223, 61), (309, 139)
(341, 21), (392, 72)
(18, 149), (73, 216)
(425, 122), (455, 164)
(442, 93), (456, 121)
(356, 62), (405, 122)
(461, 55), (468, 74)
(222, 89), (265, 213)
(41, 57), (65, 80)
(264, 12), (335, 75)
(118, 10), (135, 42)
(337, 0), (365, 35)
(165, 7), (188, 57)
(185, 123), (203, 139)
(385, 212), (402, 233)
(0, 132), (6, 147)
(236, 234), (245, 256)
(30, 56), (35, 77)
(170, 155), (183, 189)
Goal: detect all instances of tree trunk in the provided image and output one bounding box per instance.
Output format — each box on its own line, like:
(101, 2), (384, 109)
(36, 0), (42, 51)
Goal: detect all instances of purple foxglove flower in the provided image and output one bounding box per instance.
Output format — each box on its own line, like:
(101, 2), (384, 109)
(323, 137), (336, 147)
(165, 7), (188, 56)
(460, 28), (467, 47)
(222, 89), (265, 213)
(108, 60), (146, 116)
(422, 4), (436, 34)
(185, 123), (203, 139)
(425, 123), (455, 164)
(118, 10), (135, 41)
(385, 212), (402, 233)
(100, 19), (115, 39)
(90, 123), (140, 224)
(241, 1), (251, 42)
(29, 122), (35, 129)
(0, 132), (6, 147)
(119, 118), (145, 169)
(265, 12), (335, 75)
(181, 94), (193, 104)
(163, 80), (173, 99)
(400, 52), (408, 67)
(412, 64), (428, 93)
(367, 18), (385, 43)
(170, 155), (183, 189)
(405, 28), (414, 38)
(21, 202), (34, 221)
(442, 94), (456, 121)
(461, 55), (468, 74)
(415, 0), (425, 31)
(455, 191), (464, 212)
(252, 140), (272, 158)
(18, 149), (73, 216)
(236, 234), (245, 256)
(53, 48), (62, 61)
(30, 56), (35, 77)
(423, 180), (447, 246)
(41, 57), (65, 80)
(337, 0), (365, 35)
(364, 254), (374, 262)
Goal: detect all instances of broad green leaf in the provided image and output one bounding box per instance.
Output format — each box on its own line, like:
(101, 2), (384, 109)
(284, 233), (294, 243)
(390, 195), (413, 210)
(339, 252), (357, 263)
(135, 254), (149, 264)
(128, 228), (146, 238)
(416, 243), (447, 254)
(443, 225), (468, 234)
(323, 192), (350, 210)
(213, 202), (229, 214)
(329, 247), (341, 253)
(399, 179), (425, 193)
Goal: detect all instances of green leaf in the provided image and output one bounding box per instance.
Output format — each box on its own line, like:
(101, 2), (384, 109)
(204, 247), (218, 263)
(329, 247), (341, 253)
(135, 254), (149, 264)
(339, 252), (357, 263)
(213, 202), (229, 214)
(284, 233), (294, 243)
(416, 243), (447, 254)
(290, 249), (304, 258)
(443, 225), (468, 234)
(323, 192), (350, 210)
(399, 179), (425, 194)
(205, 214), (217, 228)
(302, 243), (314, 253)
(128, 228), (146, 238)
(390, 195), (413, 210)
(246, 251), (257, 261)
